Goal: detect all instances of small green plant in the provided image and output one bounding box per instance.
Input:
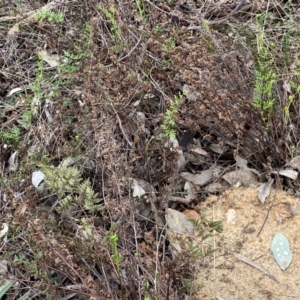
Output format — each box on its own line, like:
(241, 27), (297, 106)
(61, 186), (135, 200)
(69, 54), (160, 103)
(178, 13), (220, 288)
(189, 212), (223, 240)
(187, 243), (216, 261)
(162, 59), (173, 66)
(154, 25), (164, 36)
(135, 0), (148, 23)
(80, 217), (93, 239)
(104, 223), (122, 274)
(29, 52), (44, 98)
(19, 110), (32, 129)
(27, 52), (60, 120)
(41, 166), (102, 213)
(113, 39), (128, 55)
(182, 278), (203, 297)
(284, 95), (294, 125)
(13, 252), (45, 280)
(185, 212), (223, 262)
(63, 50), (89, 61)
(59, 23), (92, 73)
(252, 14), (277, 126)
(97, 5), (127, 54)
(98, 5), (121, 41)
(1, 125), (21, 145)
(162, 36), (176, 52)
(161, 91), (187, 137)
(283, 62), (300, 124)
(202, 20), (219, 54)
(35, 9), (64, 23)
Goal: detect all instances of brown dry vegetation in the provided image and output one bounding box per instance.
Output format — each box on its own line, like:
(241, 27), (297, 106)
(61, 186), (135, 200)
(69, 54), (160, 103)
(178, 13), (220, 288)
(1, 0), (300, 299)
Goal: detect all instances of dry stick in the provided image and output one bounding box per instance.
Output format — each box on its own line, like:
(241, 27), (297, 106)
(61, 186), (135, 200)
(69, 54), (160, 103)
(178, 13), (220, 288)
(102, 29), (142, 68)
(94, 81), (133, 148)
(234, 253), (278, 282)
(109, 103), (133, 148)
(208, 0), (248, 25)
(257, 184), (278, 237)
(117, 30), (142, 63)
(168, 196), (191, 205)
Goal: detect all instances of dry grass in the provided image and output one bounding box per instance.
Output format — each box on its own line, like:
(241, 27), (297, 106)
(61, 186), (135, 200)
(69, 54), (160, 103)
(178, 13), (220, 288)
(1, 0), (300, 299)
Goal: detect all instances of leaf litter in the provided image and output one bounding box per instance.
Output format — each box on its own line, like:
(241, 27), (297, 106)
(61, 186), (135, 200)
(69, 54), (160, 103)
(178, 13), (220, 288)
(1, 0), (300, 299)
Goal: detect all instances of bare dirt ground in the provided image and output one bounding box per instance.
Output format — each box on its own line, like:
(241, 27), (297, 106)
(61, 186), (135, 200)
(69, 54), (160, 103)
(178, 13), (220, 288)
(196, 185), (300, 300)
(1, 0), (300, 299)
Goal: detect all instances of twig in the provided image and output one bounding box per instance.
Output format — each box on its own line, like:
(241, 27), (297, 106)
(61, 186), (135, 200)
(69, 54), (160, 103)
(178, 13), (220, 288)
(117, 30), (142, 63)
(93, 81), (133, 148)
(208, 0), (248, 25)
(109, 103), (133, 148)
(168, 196), (192, 205)
(257, 184), (278, 237)
(234, 253), (278, 282)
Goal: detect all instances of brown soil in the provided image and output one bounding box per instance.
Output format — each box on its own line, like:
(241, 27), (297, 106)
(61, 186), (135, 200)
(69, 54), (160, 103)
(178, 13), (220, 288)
(196, 185), (300, 299)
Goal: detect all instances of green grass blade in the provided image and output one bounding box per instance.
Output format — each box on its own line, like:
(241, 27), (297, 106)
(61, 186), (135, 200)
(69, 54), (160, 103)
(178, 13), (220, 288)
(0, 280), (15, 298)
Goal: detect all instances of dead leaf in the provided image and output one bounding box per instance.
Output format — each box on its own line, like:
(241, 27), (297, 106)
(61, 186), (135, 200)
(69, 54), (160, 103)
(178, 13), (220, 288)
(184, 152), (206, 165)
(166, 229), (185, 256)
(7, 151), (18, 172)
(205, 181), (230, 193)
(6, 87), (24, 97)
(234, 253), (277, 282)
(257, 178), (274, 203)
(14, 201), (28, 216)
(184, 181), (195, 201)
(180, 169), (213, 186)
(283, 80), (291, 93)
(235, 154), (260, 176)
(222, 169), (257, 186)
(165, 136), (186, 171)
(287, 156), (300, 171)
(39, 50), (60, 68)
(246, 60), (254, 68)
(182, 210), (201, 220)
(45, 108), (54, 124)
(209, 143), (228, 154)
(131, 179), (146, 199)
(166, 208), (195, 234)
(130, 178), (164, 226)
(190, 147), (209, 156)
(235, 154), (248, 169)
(272, 169), (298, 180)
(7, 23), (19, 37)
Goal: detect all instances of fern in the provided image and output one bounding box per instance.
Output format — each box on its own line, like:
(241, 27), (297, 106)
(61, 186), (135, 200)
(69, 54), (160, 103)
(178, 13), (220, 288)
(189, 212), (223, 240)
(41, 165), (102, 212)
(183, 212), (222, 264)
(187, 243), (216, 261)
(77, 180), (102, 211)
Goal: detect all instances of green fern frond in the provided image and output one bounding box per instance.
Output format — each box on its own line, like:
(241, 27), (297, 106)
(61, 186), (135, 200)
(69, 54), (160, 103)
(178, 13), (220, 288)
(41, 165), (102, 212)
(77, 180), (102, 211)
(187, 243), (216, 261)
(189, 213), (223, 239)
(57, 195), (77, 213)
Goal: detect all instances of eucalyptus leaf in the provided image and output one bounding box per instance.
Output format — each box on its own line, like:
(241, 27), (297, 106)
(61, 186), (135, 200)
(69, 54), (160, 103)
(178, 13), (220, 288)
(270, 233), (292, 271)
